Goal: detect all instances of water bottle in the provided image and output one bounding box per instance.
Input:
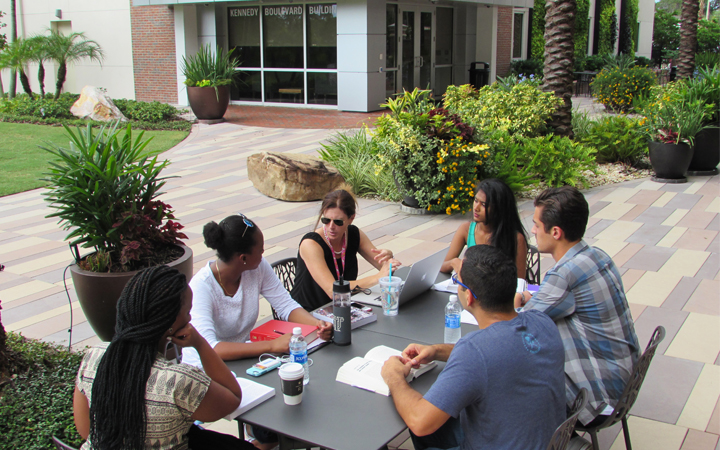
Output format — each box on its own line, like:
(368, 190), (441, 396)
(289, 327), (310, 385)
(444, 295), (462, 344)
(332, 277), (352, 346)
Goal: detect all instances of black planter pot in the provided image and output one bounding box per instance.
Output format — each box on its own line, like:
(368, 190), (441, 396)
(70, 244), (194, 341)
(688, 121), (720, 175)
(187, 86), (230, 121)
(393, 172), (420, 208)
(648, 141), (694, 183)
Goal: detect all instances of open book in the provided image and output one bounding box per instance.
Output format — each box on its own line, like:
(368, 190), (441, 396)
(223, 377), (276, 420)
(336, 345), (437, 396)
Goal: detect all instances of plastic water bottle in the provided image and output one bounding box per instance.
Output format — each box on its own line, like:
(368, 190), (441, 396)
(444, 295), (462, 344)
(289, 327), (310, 385)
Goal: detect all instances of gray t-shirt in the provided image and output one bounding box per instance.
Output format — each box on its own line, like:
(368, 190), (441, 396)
(424, 309), (566, 450)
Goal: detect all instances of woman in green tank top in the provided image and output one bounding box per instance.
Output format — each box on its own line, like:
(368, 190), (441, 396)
(441, 179), (528, 278)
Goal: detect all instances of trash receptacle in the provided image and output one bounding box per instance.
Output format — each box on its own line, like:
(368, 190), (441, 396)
(468, 62), (490, 88)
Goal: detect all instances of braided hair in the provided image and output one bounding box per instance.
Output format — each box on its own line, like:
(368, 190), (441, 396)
(89, 265), (187, 450)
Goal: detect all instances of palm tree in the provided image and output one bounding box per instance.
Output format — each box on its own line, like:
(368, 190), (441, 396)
(677, 0), (700, 79)
(28, 34), (51, 97)
(45, 31), (104, 98)
(0, 38), (37, 98)
(541, 0), (577, 137)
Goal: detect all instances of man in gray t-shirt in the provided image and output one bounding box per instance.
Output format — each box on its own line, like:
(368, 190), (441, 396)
(381, 245), (565, 450)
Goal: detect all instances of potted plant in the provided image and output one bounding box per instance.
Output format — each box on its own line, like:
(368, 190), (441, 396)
(42, 123), (192, 341)
(685, 64), (720, 174)
(181, 44), (241, 121)
(640, 95), (714, 182)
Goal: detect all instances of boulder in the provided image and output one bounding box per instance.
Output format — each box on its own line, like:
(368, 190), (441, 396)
(247, 152), (345, 202)
(70, 86), (128, 122)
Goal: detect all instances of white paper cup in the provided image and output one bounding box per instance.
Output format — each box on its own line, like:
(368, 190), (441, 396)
(379, 276), (402, 316)
(278, 362), (305, 405)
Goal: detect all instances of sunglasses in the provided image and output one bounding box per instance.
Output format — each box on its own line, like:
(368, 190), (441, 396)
(452, 273), (477, 300)
(320, 217), (345, 227)
(237, 213), (254, 237)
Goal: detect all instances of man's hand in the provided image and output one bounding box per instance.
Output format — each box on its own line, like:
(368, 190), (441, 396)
(316, 320), (333, 340)
(401, 343), (436, 368)
(381, 355), (413, 383)
(514, 290), (531, 308)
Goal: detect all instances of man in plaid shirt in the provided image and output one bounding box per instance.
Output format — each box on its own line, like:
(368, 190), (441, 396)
(517, 186), (640, 428)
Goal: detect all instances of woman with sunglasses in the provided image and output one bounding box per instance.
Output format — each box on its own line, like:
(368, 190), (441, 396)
(291, 189), (402, 311)
(182, 214), (332, 368)
(440, 178), (528, 278)
(73, 265), (253, 450)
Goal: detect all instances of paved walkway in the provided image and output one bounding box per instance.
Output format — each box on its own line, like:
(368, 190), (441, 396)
(1, 114), (718, 449)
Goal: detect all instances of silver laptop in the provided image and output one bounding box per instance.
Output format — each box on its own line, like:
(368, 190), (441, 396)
(353, 247), (448, 307)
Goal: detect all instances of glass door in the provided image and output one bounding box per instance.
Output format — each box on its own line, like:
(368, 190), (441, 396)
(398, 7), (434, 94)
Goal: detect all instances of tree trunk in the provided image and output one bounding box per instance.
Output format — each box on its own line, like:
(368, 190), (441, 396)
(19, 70), (33, 98)
(55, 63), (67, 99)
(677, 0), (700, 79)
(542, 0), (577, 138)
(38, 61), (45, 97)
(0, 301), (8, 378)
(8, 0), (17, 99)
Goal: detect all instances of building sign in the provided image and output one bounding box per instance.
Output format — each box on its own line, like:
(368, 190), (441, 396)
(264, 6), (303, 16)
(229, 7), (259, 17)
(308, 4), (337, 17)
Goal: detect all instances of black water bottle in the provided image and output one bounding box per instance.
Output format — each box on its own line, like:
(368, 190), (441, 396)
(332, 277), (352, 346)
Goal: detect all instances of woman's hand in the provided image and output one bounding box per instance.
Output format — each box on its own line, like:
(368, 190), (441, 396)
(269, 332), (293, 353)
(316, 320), (333, 340)
(371, 248), (394, 265)
(169, 323), (202, 349)
(379, 258), (402, 278)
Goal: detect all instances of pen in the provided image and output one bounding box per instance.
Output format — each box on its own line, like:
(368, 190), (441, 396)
(273, 330), (286, 335)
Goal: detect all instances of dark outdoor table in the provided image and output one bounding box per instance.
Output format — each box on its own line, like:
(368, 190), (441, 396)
(226, 329), (446, 450)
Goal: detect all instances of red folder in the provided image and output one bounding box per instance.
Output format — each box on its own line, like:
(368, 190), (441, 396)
(250, 320), (318, 343)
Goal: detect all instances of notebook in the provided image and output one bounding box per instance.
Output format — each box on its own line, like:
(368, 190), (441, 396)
(223, 377), (276, 420)
(352, 247), (448, 308)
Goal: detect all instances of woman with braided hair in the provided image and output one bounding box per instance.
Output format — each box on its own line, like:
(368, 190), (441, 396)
(73, 265), (255, 450)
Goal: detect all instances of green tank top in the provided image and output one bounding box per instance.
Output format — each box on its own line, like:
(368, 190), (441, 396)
(467, 221), (477, 247)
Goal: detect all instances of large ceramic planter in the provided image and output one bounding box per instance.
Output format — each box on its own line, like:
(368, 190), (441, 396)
(393, 173), (420, 208)
(688, 122), (720, 175)
(187, 86), (230, 121)
(648, 141), (694, 183)
(70, 244), (193, 341)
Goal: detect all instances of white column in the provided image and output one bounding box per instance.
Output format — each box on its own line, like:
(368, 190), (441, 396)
(174, 4), (199, 106)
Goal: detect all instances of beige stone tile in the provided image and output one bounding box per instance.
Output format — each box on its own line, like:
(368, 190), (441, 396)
(0, 279), (58, 302)
(678, 211), (717, 230)
(0, 236), (49, 254)
(684, 280), (720, 316)
(608, 416), (686, 450)
(677, 364), (720, 432)
(166, 169), (199, 178)
(622, 268), (646, 291)
(658, 227), (689, 248)
(629, 302), (647, 322)
(637, 180), (664, 191)
(601, 187), (639, 203)
(397, 218), (447, 238)
(353, 206), (401, 228)
(263, 218), (314, 240)
(592, 239), (629, 258)
(705, 197), (720, 214)
(0, 208), (47, 225)
(674, 230), (718, 252)
(708, 399), (720, 435)
(217, 180), (253, 192)
(626, 271), (682, 307)
(664, 210), (691, 227)
(593, 202), (636, 220)
(659, 249), (711, 278)
(251, 202), (305, 218)
(4, 250), (72, 275)
(594, 221), (644, 242)
(264, 245), (288, 257)
(653, 191), (678, 208)
(6, 301), (84, 331)
(15, 222), (62, 236)
(613, 242), (644, 267)
(160, 187), (206, 202)
(685, 179), (709, 195)
(375, 237), (426, 254)
(666, 313), (720, 364)
(679, 429), (719, 450)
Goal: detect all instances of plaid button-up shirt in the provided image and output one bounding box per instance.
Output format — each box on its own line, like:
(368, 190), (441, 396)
(523, 240), (640, 425)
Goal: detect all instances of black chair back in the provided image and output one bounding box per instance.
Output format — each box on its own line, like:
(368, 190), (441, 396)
(52, 436), (78, 450)
(270, 257), (298, 320)
(526, 244), (541, 284)
(547, 388), (589, 450)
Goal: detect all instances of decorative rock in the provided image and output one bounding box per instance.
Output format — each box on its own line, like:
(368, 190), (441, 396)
(247, 152), (345, 201)
(70, 86), (128, 122)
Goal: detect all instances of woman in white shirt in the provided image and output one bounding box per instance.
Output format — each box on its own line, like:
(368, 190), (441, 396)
(183, 213), (332, 367)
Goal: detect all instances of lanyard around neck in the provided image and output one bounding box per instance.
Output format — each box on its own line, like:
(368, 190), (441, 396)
(323, 227), (346, 279)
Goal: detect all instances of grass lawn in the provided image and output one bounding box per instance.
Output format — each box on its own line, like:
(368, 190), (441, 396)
(0, 123), (190, 197)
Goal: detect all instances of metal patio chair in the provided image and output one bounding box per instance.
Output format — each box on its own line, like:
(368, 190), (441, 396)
(547, 389), (589, 450)
(270, 257), (298, 320)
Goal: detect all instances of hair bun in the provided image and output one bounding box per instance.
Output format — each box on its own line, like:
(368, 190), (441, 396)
(203, 221), (224, 249)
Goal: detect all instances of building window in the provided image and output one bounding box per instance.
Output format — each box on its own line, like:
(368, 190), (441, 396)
(386, 4), (398, 98)
(512, 9), (528, 60)
(227, 3), (337, 105)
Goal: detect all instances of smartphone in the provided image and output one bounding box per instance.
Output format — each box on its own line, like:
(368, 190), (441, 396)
(351, 302), (373, 313)
(246, 357), (282, 377)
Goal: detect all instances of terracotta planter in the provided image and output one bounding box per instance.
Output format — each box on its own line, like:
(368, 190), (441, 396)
(648, 141), (694, 183)
(187, 86), (230, 120)
(688, 122), (720, 174)
(70, 244), (193, 341)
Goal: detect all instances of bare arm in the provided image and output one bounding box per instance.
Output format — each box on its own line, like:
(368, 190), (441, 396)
(213, 334), (293, 361)
(381, 357), (452, 436)
(357, 229), (397, 270)
(440, 223), (470, 273)
(73, 387), (90, 440)
(287, 307), (333, 340)
(516, 233), (528, 280)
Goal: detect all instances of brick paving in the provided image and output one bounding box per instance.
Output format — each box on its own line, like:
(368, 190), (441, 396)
(222, 104), (385, 129)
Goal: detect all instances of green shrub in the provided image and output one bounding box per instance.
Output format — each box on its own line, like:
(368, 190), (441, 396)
(591, 66), (657, 113)
(0, 93), (78, 119)
(581, 115), (647, 165)
(518, 135), (597, 187)
(571, 109), (593, 140)
(635, 56), (652, 67)
(0, 113), (192, 131)
(584, 54), (608, 72)
(443, 83), (562, 138)
(696, 52), (720, 71)
(0, 333), (85, 449)
(509, 59), (543, 78)
(318, 129), (400, 201)
(114, 99), (184, 123)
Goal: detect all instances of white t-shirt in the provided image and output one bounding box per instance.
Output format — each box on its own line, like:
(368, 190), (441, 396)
(182, 258), (302, 367)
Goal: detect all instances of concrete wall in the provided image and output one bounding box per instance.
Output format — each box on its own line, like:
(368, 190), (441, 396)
(0, 0), (135, 99)
(636, 0), (654, 58)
